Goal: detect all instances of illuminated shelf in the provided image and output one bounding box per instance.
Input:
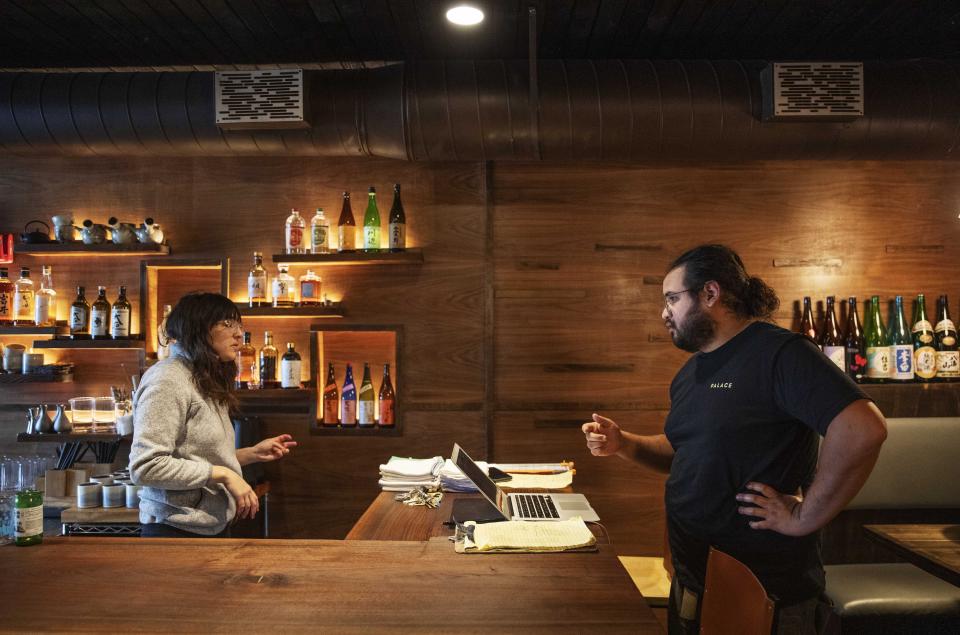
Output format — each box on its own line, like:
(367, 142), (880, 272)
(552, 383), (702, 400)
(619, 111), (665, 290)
(236, 303), (344, 318)
(310, 423), (401, 436)
(271, 248), (423, 266)
(32, 337), (146, 349)
(18, 433), (128, 442)
(16, 242), (170, 256)
(0, 325), (67, 335)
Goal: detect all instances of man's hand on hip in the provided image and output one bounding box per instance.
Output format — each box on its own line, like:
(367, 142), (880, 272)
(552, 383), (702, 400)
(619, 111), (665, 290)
(736, 482), (812, 537)
(582, 413), (623, 456)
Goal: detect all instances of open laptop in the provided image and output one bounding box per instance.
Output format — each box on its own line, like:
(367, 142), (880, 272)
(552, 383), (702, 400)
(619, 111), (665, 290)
(450, 443), (600, 522)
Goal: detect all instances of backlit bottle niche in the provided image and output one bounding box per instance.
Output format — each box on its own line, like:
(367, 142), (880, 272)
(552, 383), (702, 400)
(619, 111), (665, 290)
(358, 362), (376, 426)
(322, 362), (339, 426)
(912, 294), (937, 382)
(844, 297), (866, 383)
(379, 364), (396, 426)
(90, 286), (111, 339)
(70, 286), (90, 339)
(888, 295), (913, 382)
(34, 265), (56, 327)
(285, 208), (306, 254)
(12, 267), (35, 326)
(934, 295), (959, 381)
(0, 268), (12, 325)
(818, 296), (845, 371)
(280, 343), (302, 389)
(864, 296), (890, 382)
(389, 183), (406, 251)
(363, 186), (381, 252)
(340, 363), (357, 426)
(338, 192), (357, 252)
(311, 208), (329, 254)
(110, 286), (132, 340)
(247, 252), (269, 307)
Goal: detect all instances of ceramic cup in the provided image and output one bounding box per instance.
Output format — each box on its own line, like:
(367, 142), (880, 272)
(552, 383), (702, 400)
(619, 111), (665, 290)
(2, 344), (25, 374)
(101, 483), (124, 508)
(77, 482), (102, 508)
(124, 483), (141, 508)
(22, 353), (43, 374)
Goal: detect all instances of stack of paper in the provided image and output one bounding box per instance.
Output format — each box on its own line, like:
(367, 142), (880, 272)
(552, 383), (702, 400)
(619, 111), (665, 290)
(439, 458), (489, 492)
(461, 517), (597, 553)
(378, 456), (443, 491)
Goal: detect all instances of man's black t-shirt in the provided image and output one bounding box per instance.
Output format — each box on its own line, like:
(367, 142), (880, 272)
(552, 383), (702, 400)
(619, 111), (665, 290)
(664, 321), (869, 604)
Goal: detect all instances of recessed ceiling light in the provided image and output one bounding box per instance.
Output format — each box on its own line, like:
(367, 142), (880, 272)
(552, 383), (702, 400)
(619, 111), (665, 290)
(446, 5), (484, 26)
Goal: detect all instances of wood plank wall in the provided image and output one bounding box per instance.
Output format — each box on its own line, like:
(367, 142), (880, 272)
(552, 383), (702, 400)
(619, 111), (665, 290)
(2, 157), (959, 552)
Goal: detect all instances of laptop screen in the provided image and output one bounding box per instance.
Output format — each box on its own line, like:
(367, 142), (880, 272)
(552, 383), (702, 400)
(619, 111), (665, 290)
(451, 443), (502, 508)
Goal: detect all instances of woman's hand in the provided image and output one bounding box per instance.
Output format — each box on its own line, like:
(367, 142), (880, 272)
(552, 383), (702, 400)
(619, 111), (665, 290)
(249, 434), (297, 463)
(211, 466), (259, 520)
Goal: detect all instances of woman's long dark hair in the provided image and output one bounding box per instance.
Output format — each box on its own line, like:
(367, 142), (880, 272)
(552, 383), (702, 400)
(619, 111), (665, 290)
(164, 292), (241, 411)
(669, 244), (779, 320)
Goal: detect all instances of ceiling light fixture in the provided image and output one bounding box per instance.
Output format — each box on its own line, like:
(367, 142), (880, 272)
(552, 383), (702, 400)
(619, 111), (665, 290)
(446, 5), (484, 26)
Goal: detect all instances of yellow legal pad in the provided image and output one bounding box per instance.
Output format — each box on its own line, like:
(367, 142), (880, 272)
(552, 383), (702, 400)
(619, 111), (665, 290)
(457, 517), (597, 553)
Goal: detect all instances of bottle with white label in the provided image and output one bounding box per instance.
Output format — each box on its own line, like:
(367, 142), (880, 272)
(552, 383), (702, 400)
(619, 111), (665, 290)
(14, 489), (43, 546)
(864, 295), (890, 382)
(280, 342), (302, 389)
(34, 265), (57, 327)
(389, 183), (406, 251)
(12, 267), (35, 326)
(935, 294), (959, 381)
(0, 267), (12, 325)
(272, 264), (297, 308)
(363, 186), (381, 252)
(888, 295), (913, 382)
(311, 208), (329, 254)
(247, 252), (268, 307)
(818, 296), (845, 371)
(285, 208), (305, 254)
(90, 286), (111, 339)
(69, 286), (90, 339)
(912, 294), (937, 382)
(357, 362), (375, 426)
(110, 285), (132, 339)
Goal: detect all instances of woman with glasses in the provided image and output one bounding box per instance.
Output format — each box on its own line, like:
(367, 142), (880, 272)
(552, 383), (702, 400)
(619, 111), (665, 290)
(129, 292), (296, 537)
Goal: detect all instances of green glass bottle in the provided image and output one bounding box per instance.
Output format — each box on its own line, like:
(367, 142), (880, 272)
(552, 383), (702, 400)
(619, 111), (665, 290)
(362, 186), (381, 252)
(888, 296), (913, 382)
(14, 489), (43, 546)
(912, 294), (937, 382)
(865, 296), (890, 382)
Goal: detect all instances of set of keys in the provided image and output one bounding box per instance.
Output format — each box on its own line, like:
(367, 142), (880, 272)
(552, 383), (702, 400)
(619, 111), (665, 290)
(394, 486), (443, 508)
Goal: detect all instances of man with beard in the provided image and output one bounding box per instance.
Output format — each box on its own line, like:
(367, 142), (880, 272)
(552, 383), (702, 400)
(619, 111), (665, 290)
(582, 244), (887, 634)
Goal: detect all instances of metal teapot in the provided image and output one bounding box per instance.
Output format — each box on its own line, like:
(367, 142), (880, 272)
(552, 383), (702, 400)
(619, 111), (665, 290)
(108, 217), (138, 245)
(80, 219), (110, 245)
(20, 220), (52, 244)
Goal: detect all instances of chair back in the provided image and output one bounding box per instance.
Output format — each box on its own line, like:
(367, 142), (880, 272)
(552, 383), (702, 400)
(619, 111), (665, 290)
(700, 547), (775, 635)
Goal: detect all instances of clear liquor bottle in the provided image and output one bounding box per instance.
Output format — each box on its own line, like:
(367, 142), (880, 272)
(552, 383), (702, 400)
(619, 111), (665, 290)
(247, 252), (269, 308)
(0, 267), (12, 325)
(272, 264), (297, 308)
(299, 270), (322, 306)
(285, 208), (306, 254)
(311, 208), (329, 254)
(12, 268), (35, 326)
(33, 265), (56, 327)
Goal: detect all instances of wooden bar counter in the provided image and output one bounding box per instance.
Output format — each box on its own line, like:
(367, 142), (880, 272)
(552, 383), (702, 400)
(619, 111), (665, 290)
(2, 535), (661, 633)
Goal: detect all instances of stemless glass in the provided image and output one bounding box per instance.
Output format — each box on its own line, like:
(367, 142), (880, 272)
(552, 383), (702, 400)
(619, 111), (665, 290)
(93, 397), (116, 432)
(0, 456), (13, 545)
(69, 397), (95, 431)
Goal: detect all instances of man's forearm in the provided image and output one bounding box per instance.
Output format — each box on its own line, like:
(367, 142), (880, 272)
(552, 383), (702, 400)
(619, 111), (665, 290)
(616, 432), (674, 474)
(794, 401), (887, 533)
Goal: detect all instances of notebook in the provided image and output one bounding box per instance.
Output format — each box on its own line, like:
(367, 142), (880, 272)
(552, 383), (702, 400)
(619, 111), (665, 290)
(450, 443), (600, 522)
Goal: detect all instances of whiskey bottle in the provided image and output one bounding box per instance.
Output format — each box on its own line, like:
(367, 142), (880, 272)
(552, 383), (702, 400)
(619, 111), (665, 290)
(280, 342), (302, 389)
(34, 265), (57, 327)
(90, 286), (111, 339)
(247, 252), (269, 307)
(110, 286), (132, 339)
(12, 267), (35, 326)
(259, 331), (279, 389)
(357, 362), (375, 426)
(389, 183), (406, 251)
(378, 364), (396, 426)
(272, 264), (297, 308)
(322, 362), (339, 426)
(236, 332), (257, 389)
(340, 363), (357, 426)
(299, 270), (321, 306)
(0, 267), (12, 325)
(311, 208), (329, 254)
(285, 208), (306, 254)
(69, 286), (90, 339)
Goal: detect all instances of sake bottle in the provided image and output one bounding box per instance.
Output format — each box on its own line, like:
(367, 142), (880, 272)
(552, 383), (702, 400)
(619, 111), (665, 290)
(378, 364), (396, 426)
(388, 183), (406, 251)
(844, 297), (866, 383)
(337, 192), (357, 252)
(340, 363), (357, 426)
(888, 295), (913, 382)
(912, 294), (937, 382)
(322, 362), (339, 426)
(934, 295), (959, 381)
(357, 362), (375, 426)
(864, 296), (890, 382)
(362, 186), (381, 252)
(818, 296), (845, 371)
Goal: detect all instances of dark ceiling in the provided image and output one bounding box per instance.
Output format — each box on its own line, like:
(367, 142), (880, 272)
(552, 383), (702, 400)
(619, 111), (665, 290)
(1, 0), (959, 69)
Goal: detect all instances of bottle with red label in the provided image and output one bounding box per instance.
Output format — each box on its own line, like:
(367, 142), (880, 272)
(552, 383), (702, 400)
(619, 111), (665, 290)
(340, 363), (357, 426)
(379, 364), (396, 426)
(285, 208), (305, 254)
(844, 296), (867, 383)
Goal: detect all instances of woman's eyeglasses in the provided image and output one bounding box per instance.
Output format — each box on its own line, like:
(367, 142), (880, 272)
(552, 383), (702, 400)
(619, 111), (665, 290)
(215, 319), (243, 332)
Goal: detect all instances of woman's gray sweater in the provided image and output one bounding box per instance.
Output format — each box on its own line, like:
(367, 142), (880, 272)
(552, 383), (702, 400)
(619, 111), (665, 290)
(129, 346), (241, 535)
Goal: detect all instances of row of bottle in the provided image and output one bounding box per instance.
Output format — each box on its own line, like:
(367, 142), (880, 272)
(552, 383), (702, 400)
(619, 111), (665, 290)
(235, 331), (304, 389)
(321, 361), (396, 427)
(0, 266), (58, 327)
(247, 257), (325, 307)
(799, 294), (957, 382)
(283, 184), (407, 254)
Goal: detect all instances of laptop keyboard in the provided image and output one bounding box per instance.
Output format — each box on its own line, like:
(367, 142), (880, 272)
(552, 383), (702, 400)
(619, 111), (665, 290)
(515, 494), (560, 519)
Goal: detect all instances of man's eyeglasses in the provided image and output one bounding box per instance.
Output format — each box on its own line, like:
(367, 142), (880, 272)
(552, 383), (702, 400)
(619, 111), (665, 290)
(663, 288), (698, 310)
(215, 319), (243, 332)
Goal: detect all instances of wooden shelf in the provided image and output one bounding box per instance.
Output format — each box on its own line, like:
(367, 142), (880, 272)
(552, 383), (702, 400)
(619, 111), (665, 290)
(0, 325), (67, 335)
(18, 433), (129, 442)
(16, 242), (170, 256)
(236, 389), (317, 419)
(236, 303), (344, 318)
(310, 423), (401, 436)
(860, 382), (960, 418)
(33, 337), (145, 349)
(271, 248), (423, 266)
(0, 373), (72, 384)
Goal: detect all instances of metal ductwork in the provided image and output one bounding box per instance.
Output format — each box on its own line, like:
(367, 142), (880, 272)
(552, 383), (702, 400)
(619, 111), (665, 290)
(1, 60), (958, 160)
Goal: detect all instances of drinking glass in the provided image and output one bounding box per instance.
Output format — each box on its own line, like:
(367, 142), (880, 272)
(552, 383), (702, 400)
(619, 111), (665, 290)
(69, 397), (95, 431)
(0, 455), (17, 544)
(93, 397), (116, 432)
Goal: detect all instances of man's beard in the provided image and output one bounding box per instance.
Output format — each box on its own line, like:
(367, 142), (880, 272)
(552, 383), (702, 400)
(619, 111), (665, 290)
(668, 301), (717, 353)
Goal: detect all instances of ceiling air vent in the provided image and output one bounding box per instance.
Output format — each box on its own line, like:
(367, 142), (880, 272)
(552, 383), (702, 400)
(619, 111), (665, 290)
(215, 69), (308, 129)
(761, 62), (863, 121)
